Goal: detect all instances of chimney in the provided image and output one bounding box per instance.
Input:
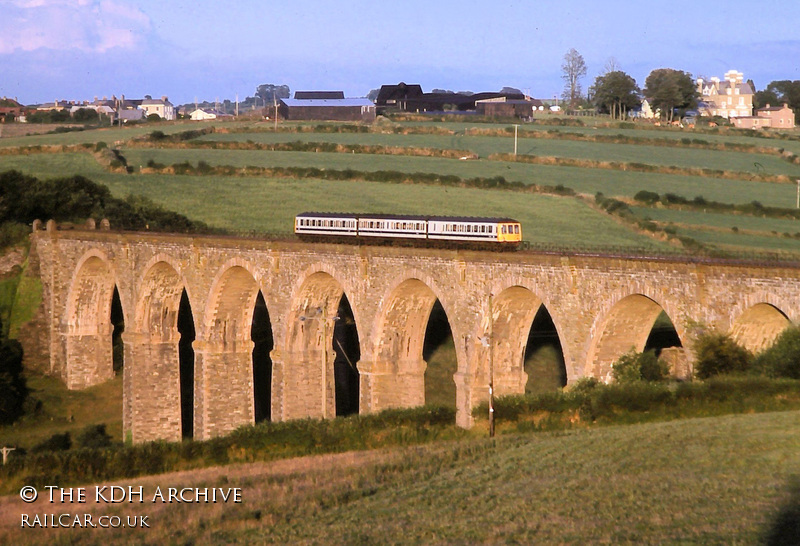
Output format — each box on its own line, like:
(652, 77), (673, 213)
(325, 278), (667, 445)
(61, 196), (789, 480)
(162, 96), (168, 102)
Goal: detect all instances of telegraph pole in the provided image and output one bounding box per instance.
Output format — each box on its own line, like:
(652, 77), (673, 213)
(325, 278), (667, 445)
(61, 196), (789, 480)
(487, 293), (495, 437)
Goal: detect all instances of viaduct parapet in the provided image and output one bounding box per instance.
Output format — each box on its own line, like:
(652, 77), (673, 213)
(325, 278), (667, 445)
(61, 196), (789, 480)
(26, 225), (800, 443)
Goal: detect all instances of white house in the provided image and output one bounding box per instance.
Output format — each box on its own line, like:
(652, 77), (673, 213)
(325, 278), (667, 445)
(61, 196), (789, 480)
(190, 108), (233, 121)
(140, 96), (175, 120)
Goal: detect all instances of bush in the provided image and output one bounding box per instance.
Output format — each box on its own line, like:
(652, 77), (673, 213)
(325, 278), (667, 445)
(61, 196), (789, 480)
(31, 432), (72, 453)
(694, 332), (752, 379)
(754, 327), (800, 379)
(634, 190), (660, 204)
(612, 349), (668, 384)
(76, 424), (113, 449)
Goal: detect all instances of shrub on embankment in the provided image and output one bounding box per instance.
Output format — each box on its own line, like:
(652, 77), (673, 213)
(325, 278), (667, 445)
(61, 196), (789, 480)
(0, 405), (458, 495)
(0, 170), (217, 246)
(475, 376), (800, 433)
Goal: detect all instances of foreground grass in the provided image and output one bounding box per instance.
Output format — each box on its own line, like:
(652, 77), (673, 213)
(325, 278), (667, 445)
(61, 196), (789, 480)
(2, 410), (799, 544)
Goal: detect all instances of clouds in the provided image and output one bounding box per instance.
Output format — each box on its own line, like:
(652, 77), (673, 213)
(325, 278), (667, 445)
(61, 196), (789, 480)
(0, 0), (151, 54)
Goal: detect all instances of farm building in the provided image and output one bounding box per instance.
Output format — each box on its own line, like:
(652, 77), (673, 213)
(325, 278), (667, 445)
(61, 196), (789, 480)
(190, 108), (234, 121)
(732, 103), (795, 129)
(279, 93), (376, 122)
(476, 97), (545, 118)
(375, 82), (525, 113)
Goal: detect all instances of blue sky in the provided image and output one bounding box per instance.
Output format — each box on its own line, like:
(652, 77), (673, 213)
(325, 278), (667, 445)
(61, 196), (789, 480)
(2, 0), (799, 105)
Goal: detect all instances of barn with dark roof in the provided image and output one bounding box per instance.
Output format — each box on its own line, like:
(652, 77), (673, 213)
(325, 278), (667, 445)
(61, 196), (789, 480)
(279, 91), (375, 122)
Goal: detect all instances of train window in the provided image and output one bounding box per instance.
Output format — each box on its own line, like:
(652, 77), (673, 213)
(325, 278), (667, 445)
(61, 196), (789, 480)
(514, 225), (520, 234)
(502, 226), (507, 234)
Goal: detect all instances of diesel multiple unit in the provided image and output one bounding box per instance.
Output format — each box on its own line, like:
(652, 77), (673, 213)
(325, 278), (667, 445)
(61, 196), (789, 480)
(295, 212), (522, 247)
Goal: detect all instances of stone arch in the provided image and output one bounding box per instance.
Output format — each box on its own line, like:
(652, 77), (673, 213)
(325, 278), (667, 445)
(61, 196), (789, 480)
(586, 293), (684, 381)
(730, 303), (792, 354)
(484, 286), (566, 396)
(129, 258), (190, 443)
(63, 250), (118, 389)
(198, 263), (264, 438)
(484, 276), (571, 383)
(205, 263), (263, 346)
(134, 257), (189, 340)
(281, 270), (350, 420)
(369, 275), (454, 411)
(288, 262), (363, 328)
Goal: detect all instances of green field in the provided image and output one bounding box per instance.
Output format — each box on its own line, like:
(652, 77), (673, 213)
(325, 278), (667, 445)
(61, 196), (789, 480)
(91, 172), (667, 248)
(632, 205), (800, 233)
(194, 130), (800, 175)
(2, 410), (798, 544)
(2, 116), (800, 255)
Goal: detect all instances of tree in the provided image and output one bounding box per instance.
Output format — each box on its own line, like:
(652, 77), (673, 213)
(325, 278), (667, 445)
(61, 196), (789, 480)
(255, 84), (290, 106)
(561, 48), (587, 108)
(754, 88), (780, 109)
(761, 80), (800, 113)
(644, 68), (697, 122)
(73, 108), (99, 123)
(591, 70), (640, 119)
(0, 338), (26, 425)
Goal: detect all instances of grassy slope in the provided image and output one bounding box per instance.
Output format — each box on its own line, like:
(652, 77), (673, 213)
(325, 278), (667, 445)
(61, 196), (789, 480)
(0, 374), (123, 449)
(1, 410), (798, 544)
(86, 173), (669, 249)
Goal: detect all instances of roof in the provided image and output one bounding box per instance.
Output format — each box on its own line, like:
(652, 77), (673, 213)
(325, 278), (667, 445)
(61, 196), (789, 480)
(141, 98), (173, 106)
(757, 105), (790, 112)
(281, 98), (374, 108)
(297, 212), (519, 223)
(118, 109), (144, 120)
(376, 83), (425, 103)
(294, 91), (344, 100)
(705, 81), (754, 95)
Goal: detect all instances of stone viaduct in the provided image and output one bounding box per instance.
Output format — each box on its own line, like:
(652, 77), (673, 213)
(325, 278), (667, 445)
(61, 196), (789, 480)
(25, 222), (800, 443)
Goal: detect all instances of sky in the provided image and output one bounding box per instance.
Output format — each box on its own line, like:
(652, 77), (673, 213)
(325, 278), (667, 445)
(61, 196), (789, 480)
(2, 0), (800, 106)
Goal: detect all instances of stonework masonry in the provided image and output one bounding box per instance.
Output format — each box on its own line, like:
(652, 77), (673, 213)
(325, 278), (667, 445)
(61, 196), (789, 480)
(26, 225), (800, 443)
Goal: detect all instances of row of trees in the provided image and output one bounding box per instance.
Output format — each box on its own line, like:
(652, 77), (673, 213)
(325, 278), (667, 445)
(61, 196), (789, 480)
(562, 48), (800, 121)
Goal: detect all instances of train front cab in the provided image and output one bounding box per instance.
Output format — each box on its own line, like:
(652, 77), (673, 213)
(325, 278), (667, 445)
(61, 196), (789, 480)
(498, 222), (522, 243)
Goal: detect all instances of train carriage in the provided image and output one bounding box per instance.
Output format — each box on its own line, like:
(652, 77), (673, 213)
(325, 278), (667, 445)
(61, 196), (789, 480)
(295, 212), (358, 237)
(358, 214), (427, 239)
(427, 216), (521, 243)
(294, 212), (522, 249)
